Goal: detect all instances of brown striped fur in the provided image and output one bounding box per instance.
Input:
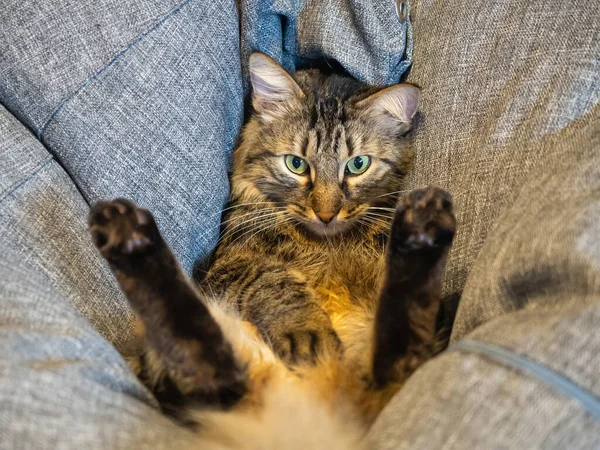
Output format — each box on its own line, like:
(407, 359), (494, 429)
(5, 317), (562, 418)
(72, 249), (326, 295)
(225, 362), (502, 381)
(88, 54), (456, 449)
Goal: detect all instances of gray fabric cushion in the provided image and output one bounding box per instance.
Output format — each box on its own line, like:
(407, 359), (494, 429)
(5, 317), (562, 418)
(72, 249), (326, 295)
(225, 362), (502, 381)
(0, 1), (244, 444)
(1, 0), (243, 273)
(0, 0), (181, 133)
(0, 105), (132, 351)
(369, 117), (600, 448)
(369, 0), (600, 447)
(403, 0), (600, 304)
(0, 246), (199, 449)
(239, 0), (412, 92)
(452, 119), (600, 341)
(0, 105), (196, 448)
(370, 350), (600, 449)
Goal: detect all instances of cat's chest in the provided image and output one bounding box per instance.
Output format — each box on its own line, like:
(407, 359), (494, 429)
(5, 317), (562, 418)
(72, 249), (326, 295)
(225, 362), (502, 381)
(288, 240), (386, 305)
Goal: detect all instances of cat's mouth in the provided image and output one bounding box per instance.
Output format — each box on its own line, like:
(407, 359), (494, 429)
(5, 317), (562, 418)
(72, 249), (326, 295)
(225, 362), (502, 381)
(301, 216), (353, 238)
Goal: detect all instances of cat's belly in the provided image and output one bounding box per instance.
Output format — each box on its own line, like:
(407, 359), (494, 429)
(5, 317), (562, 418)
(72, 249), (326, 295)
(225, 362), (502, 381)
(317, 279), (378, 370)
(212, 288), (398, 434)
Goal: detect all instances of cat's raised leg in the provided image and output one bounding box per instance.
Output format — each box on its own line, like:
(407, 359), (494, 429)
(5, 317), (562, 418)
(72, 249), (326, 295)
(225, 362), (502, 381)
(372, 187), (456, 387)
(88, 199), (246, 407)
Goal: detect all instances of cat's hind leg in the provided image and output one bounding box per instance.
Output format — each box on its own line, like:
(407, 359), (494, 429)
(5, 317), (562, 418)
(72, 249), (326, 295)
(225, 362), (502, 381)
(88, 199), (246, 408)
(372, 187), (456, 387)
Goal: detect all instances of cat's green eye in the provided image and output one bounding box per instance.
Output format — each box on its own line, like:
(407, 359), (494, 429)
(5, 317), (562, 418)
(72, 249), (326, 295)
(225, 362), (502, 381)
(346, 156), (371, 175)
(285, 155), (309, 175)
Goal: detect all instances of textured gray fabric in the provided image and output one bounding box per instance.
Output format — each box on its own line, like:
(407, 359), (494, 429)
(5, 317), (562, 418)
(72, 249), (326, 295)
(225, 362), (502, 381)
(0, 108), (50, 197)
(239, 0), (413, 91)
(370, 116), (600, 448)
(0, 0), (244, 444)
(0, 105), (133, 351)
(1, 0), (243, 274)
(0, 246), (199, 450)
(403, 0), (600, 303)
(370, 352), (600, 449)
(1, 0), (599, 447)
(0, 95), (202, 450)
(369, 0), (600, 447)
(453, 119), (600, 343)
(0, 0), (182, 132)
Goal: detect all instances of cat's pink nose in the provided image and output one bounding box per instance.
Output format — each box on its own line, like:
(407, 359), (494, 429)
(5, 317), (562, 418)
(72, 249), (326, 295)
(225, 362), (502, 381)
(316, 211), (336, 224)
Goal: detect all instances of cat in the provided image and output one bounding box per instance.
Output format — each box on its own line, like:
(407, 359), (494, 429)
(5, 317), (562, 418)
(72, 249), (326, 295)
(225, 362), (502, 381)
(88, 53), (456, 449)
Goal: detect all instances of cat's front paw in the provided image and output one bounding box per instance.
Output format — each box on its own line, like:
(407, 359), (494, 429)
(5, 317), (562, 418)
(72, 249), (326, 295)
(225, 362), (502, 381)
(391, 187), (456, 252)
(88, 199), (159, 263)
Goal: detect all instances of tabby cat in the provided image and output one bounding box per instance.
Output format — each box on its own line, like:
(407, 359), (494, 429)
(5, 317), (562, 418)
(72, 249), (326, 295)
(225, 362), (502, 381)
(88, 53), (456, 449)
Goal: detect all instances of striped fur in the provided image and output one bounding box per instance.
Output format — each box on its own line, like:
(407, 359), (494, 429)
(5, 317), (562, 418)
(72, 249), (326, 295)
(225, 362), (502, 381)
(88, 55), (457, 449)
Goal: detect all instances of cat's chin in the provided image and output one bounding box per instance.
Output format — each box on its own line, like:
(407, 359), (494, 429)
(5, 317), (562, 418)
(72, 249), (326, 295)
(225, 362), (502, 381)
(301, 219), (352, 238)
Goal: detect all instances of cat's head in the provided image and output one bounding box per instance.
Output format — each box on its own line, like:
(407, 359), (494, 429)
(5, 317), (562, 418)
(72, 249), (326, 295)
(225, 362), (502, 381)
(232, 53), (419, 238)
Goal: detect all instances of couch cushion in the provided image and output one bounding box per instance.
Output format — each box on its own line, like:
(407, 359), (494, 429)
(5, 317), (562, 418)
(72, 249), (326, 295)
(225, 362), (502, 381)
(0, 245), (200, 448)
(369, 114), (600, 449)
(0, 0), (181, 133)
(239, 0), (413, 90)
(370, 0), (600, 446)
(404, 0), (600, 306)
(0, 104), (134, 351)
(1, 0), (244, 273)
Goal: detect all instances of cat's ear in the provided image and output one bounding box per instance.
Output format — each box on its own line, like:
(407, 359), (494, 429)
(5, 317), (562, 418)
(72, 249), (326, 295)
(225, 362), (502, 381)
(357, 84), (420, 134)
(249, 52), (304, 121)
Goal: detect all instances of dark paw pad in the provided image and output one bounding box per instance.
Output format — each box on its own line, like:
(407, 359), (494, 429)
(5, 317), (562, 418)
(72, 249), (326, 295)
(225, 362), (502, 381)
(88, 199), (158, 261)
(392, 187), (456, 250)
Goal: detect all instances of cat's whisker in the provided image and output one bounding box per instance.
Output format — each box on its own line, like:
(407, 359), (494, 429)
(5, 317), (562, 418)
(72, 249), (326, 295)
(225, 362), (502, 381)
(218, 210), (288, 239)
(200, 208), (284, 246)
(210, 201), (289, 219)
(217, 219), (278, 248)
(216, 221), (270, 248)
(225, 214), (291, 249)
(246, 216), (295, 246)
(220, 207), (288, 227)
(357, 217), (374, 228)
(363, 212), (394, 221)
(360, 217), (389, 229)
(201, 204), (286, 244)
(375, 183), (447, 200)
(364, 217), (393, 228)
(375, 189), (411, 199)
(362, 220), (393, 230)
(367, 206), (396, 213)
(360, 215), (393, 230)
(218, 211), (288, 247)
(357, 217), (380, 232)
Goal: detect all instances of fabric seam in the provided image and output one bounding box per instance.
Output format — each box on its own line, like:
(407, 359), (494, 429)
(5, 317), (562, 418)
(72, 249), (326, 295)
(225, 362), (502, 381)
(0, 157), (54, 204)
(37, 0), (197, 140)
(448, 339), (600, 420)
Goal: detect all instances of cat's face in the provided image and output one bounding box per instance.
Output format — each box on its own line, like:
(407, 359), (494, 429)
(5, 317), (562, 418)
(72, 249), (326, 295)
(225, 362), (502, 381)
(232, 53), (419, 238)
